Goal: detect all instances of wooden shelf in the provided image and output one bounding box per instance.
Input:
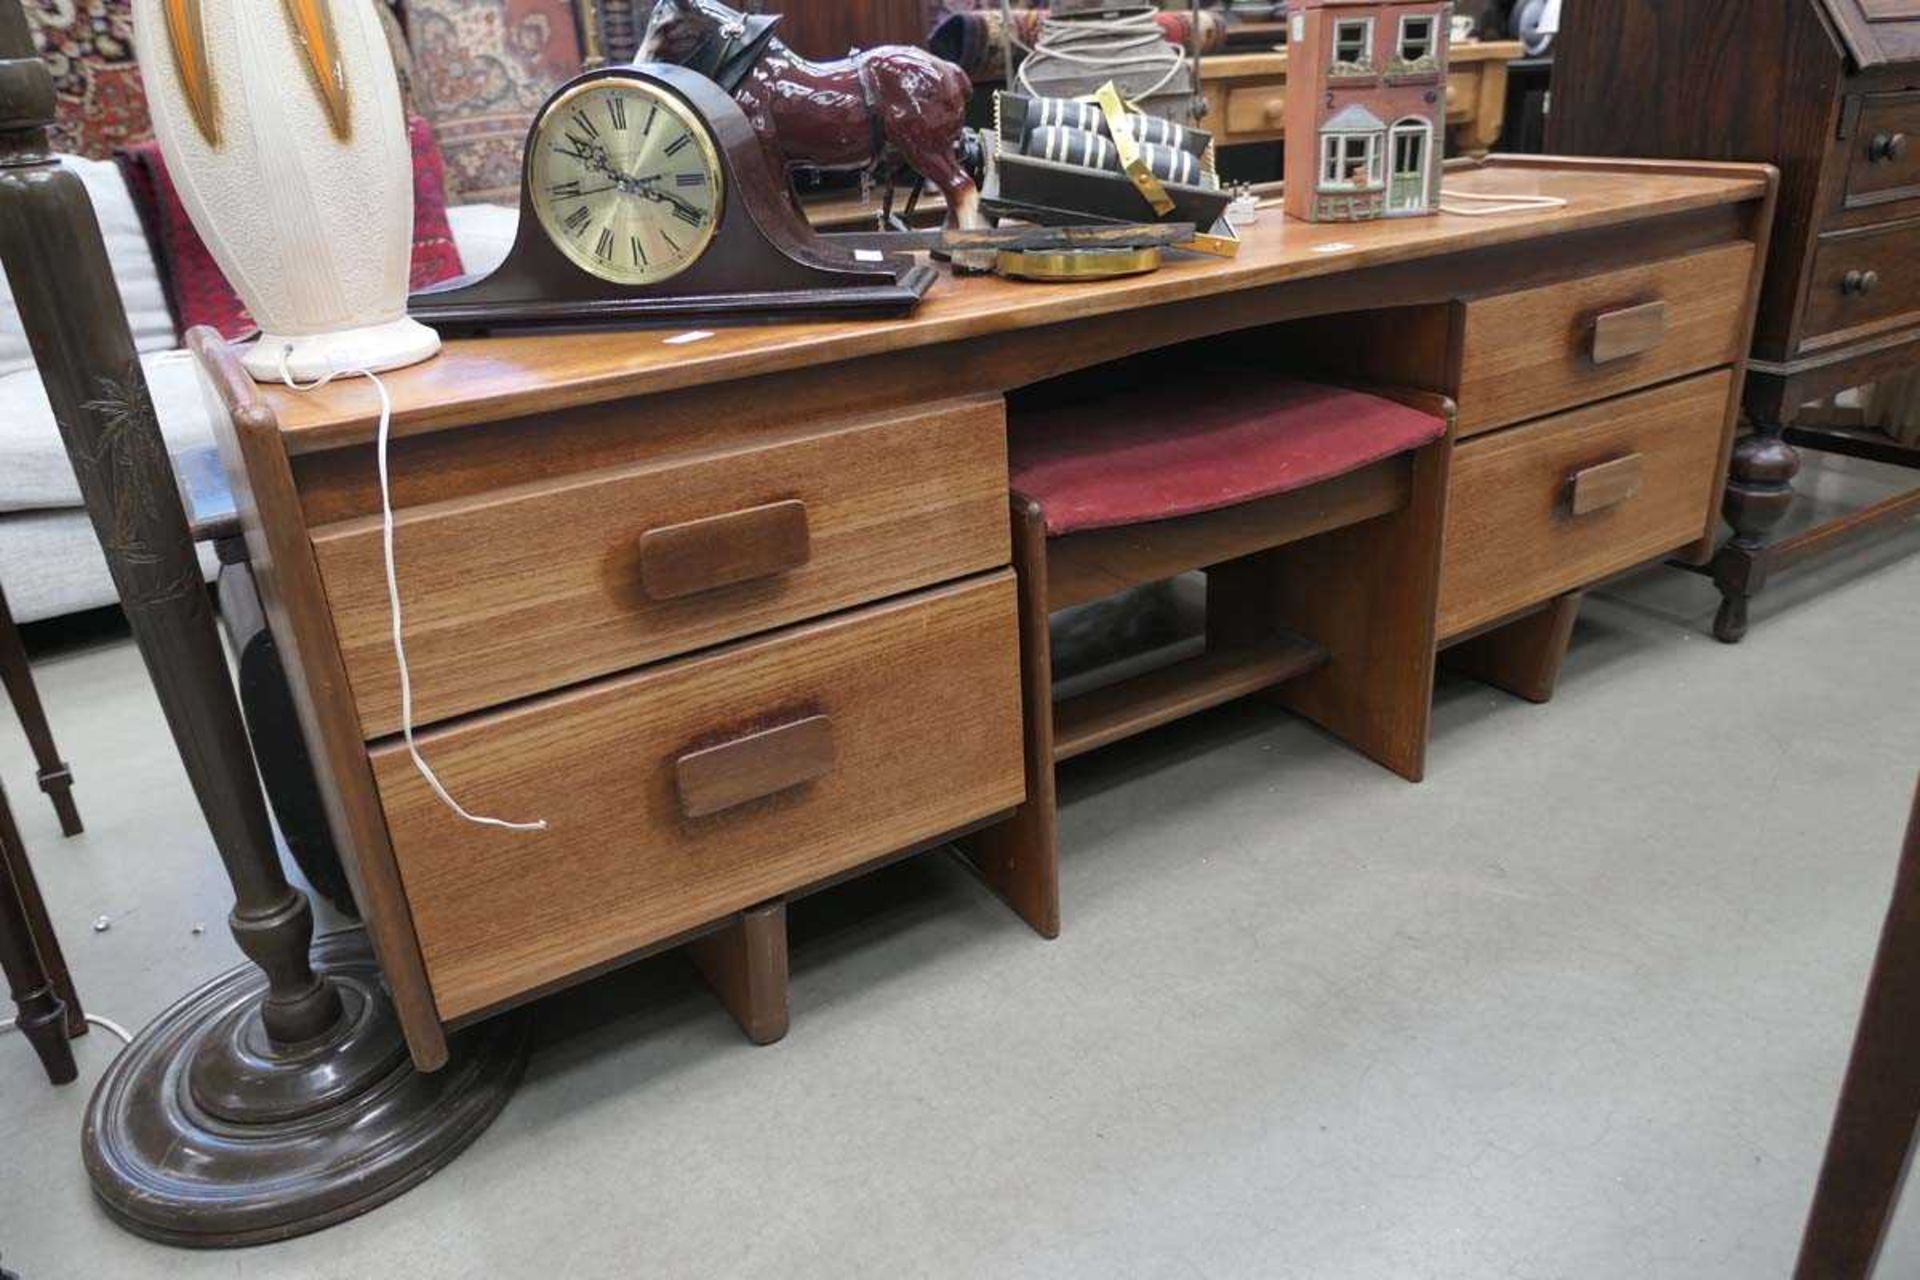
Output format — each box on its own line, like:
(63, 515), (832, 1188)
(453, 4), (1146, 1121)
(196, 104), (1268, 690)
(1052, 633), (1327, 762)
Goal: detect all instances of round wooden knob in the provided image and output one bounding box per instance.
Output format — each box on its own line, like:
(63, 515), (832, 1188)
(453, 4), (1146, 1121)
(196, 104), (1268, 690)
(1265, 97), (1285, 123)
(1843, 269), (1881, 297)
(1869, 131), (1909, 163)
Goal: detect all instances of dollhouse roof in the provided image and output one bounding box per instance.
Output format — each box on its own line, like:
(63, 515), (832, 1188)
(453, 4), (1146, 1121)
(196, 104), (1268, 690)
(1322, 104), (1387, 134)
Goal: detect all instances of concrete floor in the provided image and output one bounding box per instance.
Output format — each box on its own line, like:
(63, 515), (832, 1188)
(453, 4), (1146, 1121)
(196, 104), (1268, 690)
(3, 454), (1919, 1278)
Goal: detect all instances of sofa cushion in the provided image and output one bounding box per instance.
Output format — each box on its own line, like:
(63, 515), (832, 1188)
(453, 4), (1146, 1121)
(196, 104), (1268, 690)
(0, 153), (177, 380)
(1010, 378), (1447, 536)
(0, 506), (220, 624)
(0, 349), (214, 515)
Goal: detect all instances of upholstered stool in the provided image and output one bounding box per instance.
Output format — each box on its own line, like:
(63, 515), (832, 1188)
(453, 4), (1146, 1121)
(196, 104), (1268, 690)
(959, 374), (1455, 937)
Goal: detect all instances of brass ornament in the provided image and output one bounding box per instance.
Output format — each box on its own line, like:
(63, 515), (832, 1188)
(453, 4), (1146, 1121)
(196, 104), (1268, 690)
(160, 0), (221, 147)
(282, 0), (353, 142)
(996, 245), (1163, 281)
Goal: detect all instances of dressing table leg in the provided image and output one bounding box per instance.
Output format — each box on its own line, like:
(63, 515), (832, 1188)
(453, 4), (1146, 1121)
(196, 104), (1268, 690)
(689, 901), (790, 1045)
(955, 498), (1061, 939)
(1441, 593), (1583, 704)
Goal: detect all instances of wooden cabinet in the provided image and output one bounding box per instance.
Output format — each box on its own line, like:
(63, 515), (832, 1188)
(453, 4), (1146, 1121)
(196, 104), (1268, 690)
(1198, 40), (1522, 157)
(1550, 0), (1920, 641)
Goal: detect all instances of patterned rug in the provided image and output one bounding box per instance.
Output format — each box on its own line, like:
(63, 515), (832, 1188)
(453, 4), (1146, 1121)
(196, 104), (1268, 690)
(407, 0), (585, 203)
(24, 0), (148, 159)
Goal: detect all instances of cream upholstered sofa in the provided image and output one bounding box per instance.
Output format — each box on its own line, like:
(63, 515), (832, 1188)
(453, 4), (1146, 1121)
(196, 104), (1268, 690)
(0, 154), (519, 623)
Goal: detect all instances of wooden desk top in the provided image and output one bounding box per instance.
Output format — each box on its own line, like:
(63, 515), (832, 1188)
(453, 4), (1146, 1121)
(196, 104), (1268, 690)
(261, 159), (1770, 453)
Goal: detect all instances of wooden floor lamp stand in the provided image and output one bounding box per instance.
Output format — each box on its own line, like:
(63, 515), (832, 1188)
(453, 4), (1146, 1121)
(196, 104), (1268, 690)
(0, 6), (528, 1247)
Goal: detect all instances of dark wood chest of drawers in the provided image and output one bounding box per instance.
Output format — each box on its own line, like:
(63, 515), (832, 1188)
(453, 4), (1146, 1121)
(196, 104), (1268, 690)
(1548, 0), (1920, 640)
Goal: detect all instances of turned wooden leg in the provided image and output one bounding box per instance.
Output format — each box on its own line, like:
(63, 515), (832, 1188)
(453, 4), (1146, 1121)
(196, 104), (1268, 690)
(1711, 421), (1800, 644)
(0, 580), (81, 837)
(0, 780), (82, 1037)
(688, 901), (790, 1045)
(1794, 780), (1920, 1280)
(0, 782), (76, 1084)
(955, 497), (1061, 938)
(1442, 594), (1583, 705)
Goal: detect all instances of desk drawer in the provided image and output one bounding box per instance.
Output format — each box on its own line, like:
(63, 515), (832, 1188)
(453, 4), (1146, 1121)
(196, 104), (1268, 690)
(1223, 84), (1286, 140)
(1455, 242), (1753, 436)
(1843, 92), (1920, 216)
(314, 397), (1010, 737)
(375, 573), (1026, 1021)
(1801, 219), (1920, 350)
(1438, 370), (1733, 639)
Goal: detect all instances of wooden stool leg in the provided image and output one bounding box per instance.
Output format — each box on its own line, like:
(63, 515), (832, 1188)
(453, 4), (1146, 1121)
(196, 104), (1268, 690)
(688, 901), (790, 1045)
(1441, 593), (1583, 705)
(1221, 436), (1453, 783)
(0, 784), (77, 1084)
(0, 581), (82, 837)
(1794, 780), (1920, 1280)
(0, 781), (82, 1037)
(955, 497), (1061, 938)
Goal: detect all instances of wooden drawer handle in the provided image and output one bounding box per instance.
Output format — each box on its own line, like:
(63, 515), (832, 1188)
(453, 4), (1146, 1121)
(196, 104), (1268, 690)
(1567, 454), (1645, 517)
(639, 499), (810, 601)
(1589, 301), (1668, 364)
(675, 715), (835, 819)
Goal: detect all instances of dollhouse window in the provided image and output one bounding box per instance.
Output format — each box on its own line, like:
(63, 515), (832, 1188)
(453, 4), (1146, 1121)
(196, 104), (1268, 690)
(1321, 132), (1380, 189)
(1333, 19), (1373, 65)
(1398, 15), (1436, 61)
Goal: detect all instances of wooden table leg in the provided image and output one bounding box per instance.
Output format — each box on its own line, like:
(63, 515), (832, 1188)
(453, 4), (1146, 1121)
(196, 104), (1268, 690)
(1795, 779), (1920, 1279)
(0, 780), (77, 1084)
(1710, 420), (1800, 644)
(688, 900), (791, 1045)
(0, 784), (82, 1038)
(0, 579), (82, 837)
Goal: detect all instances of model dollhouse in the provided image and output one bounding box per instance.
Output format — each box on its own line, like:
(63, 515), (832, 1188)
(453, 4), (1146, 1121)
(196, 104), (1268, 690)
(1284, 0), (1451, 223)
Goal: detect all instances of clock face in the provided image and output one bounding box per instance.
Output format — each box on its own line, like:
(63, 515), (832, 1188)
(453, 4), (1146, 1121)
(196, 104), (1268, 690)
(528, 78), (725, 287)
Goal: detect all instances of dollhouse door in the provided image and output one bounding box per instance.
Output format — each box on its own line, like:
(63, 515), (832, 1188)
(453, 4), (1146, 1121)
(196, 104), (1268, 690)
(1388, 120), (1432, 213)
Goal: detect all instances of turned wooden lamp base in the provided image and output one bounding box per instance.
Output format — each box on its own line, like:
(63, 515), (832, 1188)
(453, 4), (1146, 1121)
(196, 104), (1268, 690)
(83, 931), (528, 1249)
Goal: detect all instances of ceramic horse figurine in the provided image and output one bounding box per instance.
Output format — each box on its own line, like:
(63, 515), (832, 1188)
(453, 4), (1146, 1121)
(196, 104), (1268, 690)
(637, 0), (986, 231)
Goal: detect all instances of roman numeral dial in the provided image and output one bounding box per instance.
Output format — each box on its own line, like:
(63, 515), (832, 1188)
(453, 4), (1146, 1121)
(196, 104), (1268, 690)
(528, 76), (725, 287)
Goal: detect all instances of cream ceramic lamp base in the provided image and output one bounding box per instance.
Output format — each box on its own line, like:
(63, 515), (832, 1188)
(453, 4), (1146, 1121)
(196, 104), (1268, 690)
(243, 315), (443, 384)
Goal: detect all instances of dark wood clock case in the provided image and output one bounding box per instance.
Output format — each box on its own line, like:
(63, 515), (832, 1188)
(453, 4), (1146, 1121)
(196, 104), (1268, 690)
(410, 64), (936, 331)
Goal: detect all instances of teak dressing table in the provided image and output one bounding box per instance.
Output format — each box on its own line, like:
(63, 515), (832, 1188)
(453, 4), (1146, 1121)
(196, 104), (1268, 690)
(199, 158), (1775, 1072)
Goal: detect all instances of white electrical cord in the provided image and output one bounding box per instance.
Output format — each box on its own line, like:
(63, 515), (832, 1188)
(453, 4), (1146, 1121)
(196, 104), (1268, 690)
(1, 1013), (134, 1045)
(1437, 189), (1569, 216)
(1005, 0), (1189, 104)
(276, 346), (548, 834)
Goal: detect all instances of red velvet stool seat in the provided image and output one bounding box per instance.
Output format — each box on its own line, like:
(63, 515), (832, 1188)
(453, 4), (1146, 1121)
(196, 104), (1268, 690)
(957, 372), (1457, 939)
(1009, 379), (1448, 535)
